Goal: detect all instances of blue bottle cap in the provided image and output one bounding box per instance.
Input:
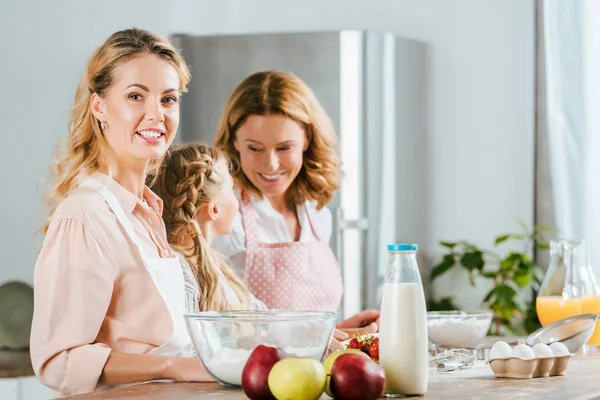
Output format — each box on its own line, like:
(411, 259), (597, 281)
(387, 244), (418, 251)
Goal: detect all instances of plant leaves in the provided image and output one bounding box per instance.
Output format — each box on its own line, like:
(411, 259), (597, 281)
(483, 287), (496, 303)
(500, 252), (523, 272)
(480, 271), (497, 279)
(535, 225), (555, 232)
(429, 254), (456, 282)
(490, 303), (516, 320)
(460, 251), (485, 271)
(513, 270), (531, 287)
(439, 241), (457, 249)
(514, 295), (526, 312)
(494, 283), (517, 306)
(536, 242), (550, 250)
(495, 235), (510, 245)
(517, 218), (529, 232)
(534, 233), (550, 249)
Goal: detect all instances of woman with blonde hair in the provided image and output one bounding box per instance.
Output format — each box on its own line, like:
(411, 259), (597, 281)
(213, 71), (379, 331)
(150, 143), (266, 312)
(30, 28), (212, 397)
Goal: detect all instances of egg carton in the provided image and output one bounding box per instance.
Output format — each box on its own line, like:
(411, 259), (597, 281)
(487, 339), (572, 379)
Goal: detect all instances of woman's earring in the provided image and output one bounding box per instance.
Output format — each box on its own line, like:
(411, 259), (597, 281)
(100, 121), (107, 131)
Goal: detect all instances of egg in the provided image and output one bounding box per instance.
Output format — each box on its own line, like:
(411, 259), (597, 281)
(510, 339), (535, 360)
(549, 341), (570, 356)
(489, 341), (512, 359)
(531, 342), (553, 358)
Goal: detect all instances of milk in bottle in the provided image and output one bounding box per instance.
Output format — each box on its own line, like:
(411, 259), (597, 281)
(379, 244), (428, 397)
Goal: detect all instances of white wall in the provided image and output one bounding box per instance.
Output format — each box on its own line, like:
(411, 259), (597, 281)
(0, 0), (535, 312)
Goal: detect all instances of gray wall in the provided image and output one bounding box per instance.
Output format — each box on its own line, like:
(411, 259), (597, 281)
(1, 0), (535, 312)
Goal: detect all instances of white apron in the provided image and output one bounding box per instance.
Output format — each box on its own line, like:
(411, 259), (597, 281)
(79, 178), (193, 357)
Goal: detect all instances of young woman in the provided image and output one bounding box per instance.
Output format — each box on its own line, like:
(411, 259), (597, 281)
(212, 71), (379, 331)
(30, 28), (211, 397)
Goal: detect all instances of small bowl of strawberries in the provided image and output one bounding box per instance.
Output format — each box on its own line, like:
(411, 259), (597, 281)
(342, 333), (380, 363)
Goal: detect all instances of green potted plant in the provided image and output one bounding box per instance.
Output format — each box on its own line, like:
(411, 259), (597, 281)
(427, 220), (553, 336)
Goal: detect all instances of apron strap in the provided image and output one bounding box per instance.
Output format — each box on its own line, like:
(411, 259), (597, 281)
(239, 190), (259, 249)
(216, 267), (240, 305)
(79, 178), (152, 268)
(304, 205), (325, 242)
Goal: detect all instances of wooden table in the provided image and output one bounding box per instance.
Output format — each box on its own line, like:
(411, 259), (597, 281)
(64, 353), (600, 400)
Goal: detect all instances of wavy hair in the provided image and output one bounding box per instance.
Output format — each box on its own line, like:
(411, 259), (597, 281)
(213, 71), (342, 210)
(151, 143), (252, 311)
(42, 28), (191, 233)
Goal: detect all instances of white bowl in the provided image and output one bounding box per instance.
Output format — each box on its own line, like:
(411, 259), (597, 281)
(427, 311), (492, 348)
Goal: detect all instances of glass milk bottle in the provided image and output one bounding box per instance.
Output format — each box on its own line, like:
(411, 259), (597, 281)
(379, 244), (428, 397)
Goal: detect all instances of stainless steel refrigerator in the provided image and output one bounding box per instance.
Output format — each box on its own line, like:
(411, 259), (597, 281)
(171, 31), (427, 319)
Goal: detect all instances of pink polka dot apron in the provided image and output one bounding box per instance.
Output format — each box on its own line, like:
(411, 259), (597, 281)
(240, 190), (343, 312)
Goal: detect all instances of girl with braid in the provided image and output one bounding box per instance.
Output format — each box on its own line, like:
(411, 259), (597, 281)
(150, 143), (266, 312)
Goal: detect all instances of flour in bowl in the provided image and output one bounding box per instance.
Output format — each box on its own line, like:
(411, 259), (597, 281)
(205, 345), (325, 385)
(427, 316), (491, 348)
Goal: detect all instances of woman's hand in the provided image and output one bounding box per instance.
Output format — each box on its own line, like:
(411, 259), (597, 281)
(328, 329), (349, 353)
(166, 356), (213, 382)
(336, 309), (380, 335)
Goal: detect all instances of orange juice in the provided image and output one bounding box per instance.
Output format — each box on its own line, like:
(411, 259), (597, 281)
(536, 296), (600, 346)
(582, 296), (600, 346)
(536, 296), (582, 326)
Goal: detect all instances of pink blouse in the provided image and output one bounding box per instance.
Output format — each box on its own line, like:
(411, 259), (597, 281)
(30, 174), (175, 397)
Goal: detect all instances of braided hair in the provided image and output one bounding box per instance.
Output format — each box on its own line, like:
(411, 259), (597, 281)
(151, 143), (251, 311)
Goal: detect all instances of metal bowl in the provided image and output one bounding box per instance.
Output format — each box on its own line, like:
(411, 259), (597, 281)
(526, 313), (599, 353)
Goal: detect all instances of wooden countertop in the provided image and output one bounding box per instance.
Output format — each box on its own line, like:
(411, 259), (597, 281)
(64, 353), (600, 400)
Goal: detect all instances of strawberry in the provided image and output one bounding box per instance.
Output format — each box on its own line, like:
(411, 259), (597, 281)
(346, 337), (364, 350)
(346, 334), (379, 362)
(368, 337), (379, 360)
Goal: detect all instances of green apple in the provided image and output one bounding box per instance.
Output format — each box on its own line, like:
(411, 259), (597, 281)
(268, 358), (325, 400)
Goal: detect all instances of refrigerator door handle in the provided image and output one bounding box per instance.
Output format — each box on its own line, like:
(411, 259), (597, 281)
(333, 207), (369, 319)
(338, 217), (369, 230)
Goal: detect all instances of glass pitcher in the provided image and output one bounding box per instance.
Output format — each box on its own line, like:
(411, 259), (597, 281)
(536, 239), (600, 349)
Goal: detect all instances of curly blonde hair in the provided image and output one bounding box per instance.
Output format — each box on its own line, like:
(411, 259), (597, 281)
(151, 143), (252, 311)
(42, 28), (191, 233)
(214, 71), (342, 210)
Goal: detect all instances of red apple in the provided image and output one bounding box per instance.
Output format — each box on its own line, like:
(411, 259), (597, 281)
(241, 345), (287, 400)
(330, 353), (386, 400)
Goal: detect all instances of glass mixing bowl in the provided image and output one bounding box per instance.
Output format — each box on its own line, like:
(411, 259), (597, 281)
(185, 310), (338, 387)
